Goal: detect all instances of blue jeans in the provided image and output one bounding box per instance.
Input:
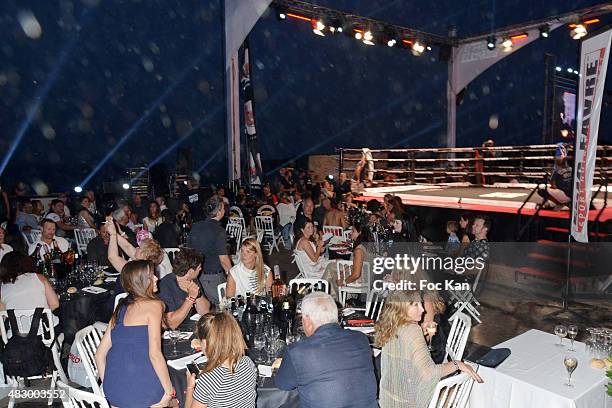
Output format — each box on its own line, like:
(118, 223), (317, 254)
(281, 223), (293, 248)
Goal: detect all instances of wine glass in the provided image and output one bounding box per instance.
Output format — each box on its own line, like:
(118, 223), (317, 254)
(168, 330), (181, 357)
(554, 325), (567, 347)
(563, 355), (578, 387)
(425, 322), (437, 351)
(567, 325), (578, 352)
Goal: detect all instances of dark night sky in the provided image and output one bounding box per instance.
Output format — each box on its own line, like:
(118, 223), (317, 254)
(0, 0), (610, 193)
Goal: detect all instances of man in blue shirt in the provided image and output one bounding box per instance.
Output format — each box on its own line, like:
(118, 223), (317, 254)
(275, 292), (378, 408)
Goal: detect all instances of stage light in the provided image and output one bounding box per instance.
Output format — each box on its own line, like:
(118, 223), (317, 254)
(486, 35), (496, 50)
(312, 20), (325, 36)
(363, 31), (374, 45)
(426, 45), (432, 51)
(570, 24), (587, 40)
(411, 41), (425, 56)
(501, 37), (513, 52)
(387, 39), (396, 47)
(510, 33), (528, 41)
(567, 67), (573, 73)
(122, 183), (130, 190)
(573, 70), (579, 75)
(279, 13), (286, 20)
(555, 66), (562, 72)
(337, 27), (343, 33)
(539, 25), (550, 38)
(354, 31), (363, 40)
(74, 186), (83, 193)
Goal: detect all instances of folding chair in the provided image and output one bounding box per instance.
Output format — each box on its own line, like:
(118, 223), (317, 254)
(343, 229), (352, 242)
(74, 325), (107, 396)
(217, 282), (227, 301)
(337, 260), (370, 306)
(257, 204), (276, 217)
(114, 293), (128, 312)
(444, 312), (471, 361)
(255, 216), (281, 255)
(164, 247), (180, 264)
(290, 251), (306, 280)
(427, 372), (475, 408)
(0, 309), (68, 408)
(226, 222), (243, 253)
(74, 228), (97, 256)
(288, 278), (330, 294)
(22, 229), (42, 246)
(57, 380), (109, 408)
(449, 266), (485, 324)
(323, 225), (344, 238)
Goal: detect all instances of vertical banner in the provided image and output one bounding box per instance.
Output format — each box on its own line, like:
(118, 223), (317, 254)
(571, 28), (612, 243)
(226, 51), (241, 185)
(241, 39), (263, 188)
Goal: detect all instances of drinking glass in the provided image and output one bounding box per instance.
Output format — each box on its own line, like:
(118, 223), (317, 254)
(425, 322), (437, 351)
(563, 355), (578, 387)
(554, 325), (567, 347)
(168, 330), (181, 357)
(567, 325), (578, 352)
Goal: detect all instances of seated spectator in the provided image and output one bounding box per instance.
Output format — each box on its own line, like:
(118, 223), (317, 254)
(320, 179), (335, 200)
(323, 198), (347, 228)
(85, 190), (98, 216)
(185, 311), (257, 408)
(294, 220), (332, 279)
(86, 223), (111, 267)
(0, 226), (13, 263)
(336, 172), (351, 195)
(158, 248), (211, 329)
(260, 184), (278, 206)
(276, 292), (378, 408)
(131, 194), (147, 223)
(463, 214), (490, 265)
(154, 209), (180, 248)
(45, 199), (76, 237)
(216, 186), (230, 208)
(112, 207), (137, 246)
(143, 201), (163, 234)
(0, 251), (59, 311)
(458, 213), (473, 244)
(28, 219), (70, 262)
(445, 220), (460, 254)
(375, 291), (482, 408)
(155, 195), (168, 212)
(31, 200), (44, 222)
(95, 260), (174, 408)
(312, 196), (328, 230)
(276, 193), (296, 249)
(295, 197), (315, 230)
(15, 200), (39, 232)
(226, 238), (272, 298)
(77, 196), (97, 229)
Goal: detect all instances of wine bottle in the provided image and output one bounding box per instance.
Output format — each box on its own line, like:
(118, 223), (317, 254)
(271, 265), (285, 298)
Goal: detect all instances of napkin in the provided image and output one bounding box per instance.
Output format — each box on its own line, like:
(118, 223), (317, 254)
(258, 364), (273, 378)
(167, 353), (206, 371)
(162, 331), (192, 340)
(81, 286), (108, 294)
(104, 277), (117, 283)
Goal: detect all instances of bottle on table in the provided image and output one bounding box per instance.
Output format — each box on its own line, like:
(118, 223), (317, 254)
(271, 265), (286, 298)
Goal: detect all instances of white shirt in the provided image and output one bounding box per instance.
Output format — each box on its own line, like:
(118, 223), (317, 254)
(229, 262), (271, 297)
(143, 217), (162, 233)
(0, 244), (13, 263)
(28, 237), (70, 261)
(157, 253), (173, 279)
(45, 213), (61, 223)
(0, 273), (48, 310)
(276, 202), (296, 227)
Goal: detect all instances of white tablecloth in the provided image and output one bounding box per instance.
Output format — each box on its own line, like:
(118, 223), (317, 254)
(469, 329), (611, 408)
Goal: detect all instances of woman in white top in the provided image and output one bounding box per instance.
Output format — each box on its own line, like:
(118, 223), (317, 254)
(226, 238), (272, 298)
(143, 201), (163, 234)
(0, 251), (59, 311)
(77, 196), (96, 229)
(0, 226), (13, 263)
(294, 220), (333, 279)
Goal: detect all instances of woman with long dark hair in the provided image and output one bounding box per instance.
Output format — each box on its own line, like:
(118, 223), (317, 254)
(95, 260), (174, 407)
(143, 201), (163, 233)
(77, 196), (96, 229)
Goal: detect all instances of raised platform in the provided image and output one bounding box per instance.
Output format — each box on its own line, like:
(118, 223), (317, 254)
(355, 182), (612, 223)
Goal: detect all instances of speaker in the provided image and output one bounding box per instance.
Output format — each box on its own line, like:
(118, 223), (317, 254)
(177, 148), (192, 174)
(438, 45), (452, 62)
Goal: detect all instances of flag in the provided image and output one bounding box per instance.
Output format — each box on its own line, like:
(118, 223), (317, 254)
(241, 38), (263, 188)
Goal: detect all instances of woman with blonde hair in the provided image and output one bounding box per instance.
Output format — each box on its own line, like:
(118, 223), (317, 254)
(185, 312), (257, 408)
(95, 260), (174, 407)
(225, 238), (272, 298)
(375, 291), (482, 408)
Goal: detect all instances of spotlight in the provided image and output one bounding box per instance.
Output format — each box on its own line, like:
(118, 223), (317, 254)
(411, 41), (425, 56)
(122, 183), (130, 190)
(337, 27), (343, 33)
(570, 24), (587, 40)
(539, 25), (550, 38)
(363, 31), (374, 45)
(567, 67), (573, 73)
(279, 13), (286, 20)
(74, 186), (83, 193)
(387, 39), (396, 47)
(426, 45), (432, 51)
(486, 35), (496, 50)
(312, 20), (326, 36)
(573, 70), (579, 75)
(354, 31), (363, 40)
(555, 66), (562, 72)
(501, 37), (513, 52)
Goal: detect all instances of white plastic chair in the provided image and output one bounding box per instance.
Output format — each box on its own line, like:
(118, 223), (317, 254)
(255, 215), (281, 255)
(444, 312), (471, 361)
(163, 247), (181, 264)
(217, 282), (227, 301)
(74, 325), (107, 396)
(57, 380), (110, 408)
(228, 216), (247, 238)
(427, 372), (475, 408)
(226, 222), (243, 254)
(228, 205), (244, 219)
(0, 309), (68, 408)
(74, 228), (97, 256)
(22, 229), (42, 246)
(257, 204), (276, 216)
(290, 251), (306, 280)
(449, 266), (486, 324)
(288, 278), (329, 294)
(363, 290), (385, 321)
(323, 225), (344, 238)
(343, 229), (352, 242)
(114, 293), (128, 311)
(337, 261), (370, 306)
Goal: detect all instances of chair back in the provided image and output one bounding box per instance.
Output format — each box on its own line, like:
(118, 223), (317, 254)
(288, 278), (329, 294)
(336, 260), (353, 282)
(113, 293), (128, 312)
(228, 216), (247, 234)
(163, 247), (181, 264)
(74, 228), (97, 256)
(228, 206), (244, 219)
(74, 325), (106, 396)
(291, 251), (306, 280)
(22, 229), (42, 246)
(427, 372), (475, 408)
(365, 290), (385, 321)
(226, 223), (243, 247)
(323, 225), (344, 238)
(217, 282), (227, 301)
(255, 215), (274, 239)
(58, 380), (110, 408)
(444, 312), (471, 361)
(257, 204), (276, 216)
(343, 229), (352, 242)
(0, 308), (55, 346)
